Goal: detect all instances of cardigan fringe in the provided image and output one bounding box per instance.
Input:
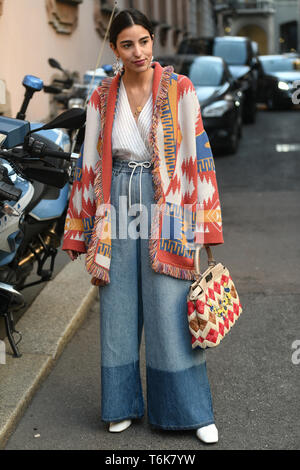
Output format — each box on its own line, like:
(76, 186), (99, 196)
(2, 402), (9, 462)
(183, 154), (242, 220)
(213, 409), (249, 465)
(147, 66), (196, 280)
(85, 78), (113, 284)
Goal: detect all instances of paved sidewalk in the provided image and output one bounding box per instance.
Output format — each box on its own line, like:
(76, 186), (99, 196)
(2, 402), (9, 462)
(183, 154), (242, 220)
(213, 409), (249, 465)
(0, 257), (97, 449)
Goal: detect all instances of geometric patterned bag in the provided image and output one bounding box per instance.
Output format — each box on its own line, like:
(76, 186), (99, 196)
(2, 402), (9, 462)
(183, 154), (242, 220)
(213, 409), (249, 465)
(187, 245), (243, 349)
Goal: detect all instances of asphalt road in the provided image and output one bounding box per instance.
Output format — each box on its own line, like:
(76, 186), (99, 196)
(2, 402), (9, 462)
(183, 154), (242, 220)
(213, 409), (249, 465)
(4, 107), (300, 450)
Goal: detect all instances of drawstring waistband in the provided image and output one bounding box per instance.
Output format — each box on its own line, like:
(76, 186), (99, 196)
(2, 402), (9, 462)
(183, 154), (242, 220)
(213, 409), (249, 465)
(128, 161), (152, 212)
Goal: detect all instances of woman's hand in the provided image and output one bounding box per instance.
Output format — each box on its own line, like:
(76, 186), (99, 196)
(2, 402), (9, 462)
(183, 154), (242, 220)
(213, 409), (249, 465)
(66, 252), (107, 286)
(66, 250), (81, 261)
(91, 276), (108, 287)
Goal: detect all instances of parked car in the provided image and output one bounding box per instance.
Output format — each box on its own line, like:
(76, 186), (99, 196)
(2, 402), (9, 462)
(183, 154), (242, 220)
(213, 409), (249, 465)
(155, 55), (243, 154)
(257, 54), (300, 109)
(176, 36), (258, 124)
(177, 37), (214, 56)
(282, 52), (300, 60)
(212, 36), (258, 124)
(153, 54), (177, 68)
(154, 53), (201, 76)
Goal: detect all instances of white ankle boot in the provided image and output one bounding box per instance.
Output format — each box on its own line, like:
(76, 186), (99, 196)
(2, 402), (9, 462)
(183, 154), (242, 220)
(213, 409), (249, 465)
(196, 424), (218, 443)
(109, 419), (132, 433)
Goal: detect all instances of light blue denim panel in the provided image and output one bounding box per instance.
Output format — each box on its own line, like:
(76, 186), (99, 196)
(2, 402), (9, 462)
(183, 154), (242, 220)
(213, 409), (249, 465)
(99, 234), (144, 367)
(138, 170), (206, 373)
(99, 164), (144, 368)
(100, 159), (206, 372)
(98, 160), (147, 367)
(140, 257), (206, 372)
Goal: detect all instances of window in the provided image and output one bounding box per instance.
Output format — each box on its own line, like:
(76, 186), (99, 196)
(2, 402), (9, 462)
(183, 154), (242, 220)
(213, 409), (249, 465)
(189, 60), (224, 87)
(159, 0), (167, 23)
(213, 41), (248, 65)
(182, 0), (188, 33)
(127, 0), (139, 8)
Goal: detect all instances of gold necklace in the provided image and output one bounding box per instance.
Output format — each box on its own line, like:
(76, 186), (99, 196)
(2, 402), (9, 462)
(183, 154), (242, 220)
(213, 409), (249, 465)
(134, 106), (143, 118)
(125, 90), (146, 119)
(124, 70), (154, 119)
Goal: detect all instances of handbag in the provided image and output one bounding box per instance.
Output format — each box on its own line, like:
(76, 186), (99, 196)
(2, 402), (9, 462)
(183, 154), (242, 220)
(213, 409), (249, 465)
(187, 245), (243, 349)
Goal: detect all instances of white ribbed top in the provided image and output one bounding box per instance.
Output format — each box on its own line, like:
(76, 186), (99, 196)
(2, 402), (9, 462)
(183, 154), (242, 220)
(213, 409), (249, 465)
(112, 78), (153, 161)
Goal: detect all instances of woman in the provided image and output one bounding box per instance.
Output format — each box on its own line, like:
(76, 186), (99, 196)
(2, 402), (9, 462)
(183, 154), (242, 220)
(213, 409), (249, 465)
(62, 8), (224, 444)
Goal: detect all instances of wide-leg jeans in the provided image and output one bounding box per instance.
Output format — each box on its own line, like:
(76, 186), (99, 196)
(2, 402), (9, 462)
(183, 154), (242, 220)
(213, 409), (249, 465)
(99, 158), (215, 430)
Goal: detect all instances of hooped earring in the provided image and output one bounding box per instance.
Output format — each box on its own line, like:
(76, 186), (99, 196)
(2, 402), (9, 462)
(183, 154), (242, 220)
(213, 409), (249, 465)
(112, 56), (124, 75)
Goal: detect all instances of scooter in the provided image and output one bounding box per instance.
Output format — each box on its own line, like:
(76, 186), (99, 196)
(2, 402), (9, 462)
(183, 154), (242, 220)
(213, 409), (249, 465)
(47, 57), (112, 110)
(46, 58), (112, 152)
(0, 74), (85, 357)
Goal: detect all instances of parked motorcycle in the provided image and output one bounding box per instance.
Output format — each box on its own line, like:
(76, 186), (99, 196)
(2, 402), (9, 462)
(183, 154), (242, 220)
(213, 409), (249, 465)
(47, 57), (113, 109)
(46, 58), (112, 152)
(0, 73), (85, 357)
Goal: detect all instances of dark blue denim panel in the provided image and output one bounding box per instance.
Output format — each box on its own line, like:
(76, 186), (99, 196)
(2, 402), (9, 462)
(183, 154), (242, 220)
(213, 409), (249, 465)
(101, 361), (144, 422)
(146, 363), (214, 430)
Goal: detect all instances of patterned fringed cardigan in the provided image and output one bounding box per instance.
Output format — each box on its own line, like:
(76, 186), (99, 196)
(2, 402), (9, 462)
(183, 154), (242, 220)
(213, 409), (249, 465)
(62, 62), (224, 285)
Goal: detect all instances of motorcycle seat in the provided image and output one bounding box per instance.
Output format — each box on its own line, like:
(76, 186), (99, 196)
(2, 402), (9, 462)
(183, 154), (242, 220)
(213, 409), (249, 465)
(25, 181), (60, 214)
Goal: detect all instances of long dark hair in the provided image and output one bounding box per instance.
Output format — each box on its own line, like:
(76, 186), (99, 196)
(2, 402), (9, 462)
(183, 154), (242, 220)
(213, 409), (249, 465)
(109, 8), (154, 47)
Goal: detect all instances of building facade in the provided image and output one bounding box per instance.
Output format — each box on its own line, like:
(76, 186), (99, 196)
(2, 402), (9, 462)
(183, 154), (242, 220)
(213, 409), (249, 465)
(0, 0), (206, 121)
(273, 0), (298, 53)
(213, 0), (276, 54)
(196, 0), (217, 37)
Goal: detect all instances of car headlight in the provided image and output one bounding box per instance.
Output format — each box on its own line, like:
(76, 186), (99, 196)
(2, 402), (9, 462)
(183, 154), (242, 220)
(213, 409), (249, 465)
(68, 98), (85, 109)
(202, 100), (233, 117)
(278, 81), (290, 91)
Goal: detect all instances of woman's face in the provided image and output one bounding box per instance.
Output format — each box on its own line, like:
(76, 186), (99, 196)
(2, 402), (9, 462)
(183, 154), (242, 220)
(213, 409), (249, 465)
(111, 24), (154, 74)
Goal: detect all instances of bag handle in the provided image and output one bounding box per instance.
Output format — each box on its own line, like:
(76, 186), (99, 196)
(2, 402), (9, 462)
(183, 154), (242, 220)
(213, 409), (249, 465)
(194, 245), (216, 278)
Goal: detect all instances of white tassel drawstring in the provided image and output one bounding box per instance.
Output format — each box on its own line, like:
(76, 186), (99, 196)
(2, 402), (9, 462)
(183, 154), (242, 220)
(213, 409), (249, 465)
(128, 161), (152, 212)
